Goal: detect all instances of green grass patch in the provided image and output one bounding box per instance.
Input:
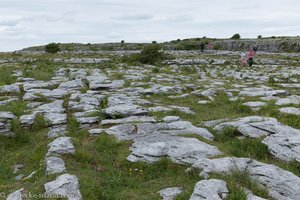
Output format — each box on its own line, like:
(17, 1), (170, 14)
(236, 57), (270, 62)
(22, 59), (57, 81)
(146, 92), (253, 125)
(0, 67), (16, 86)
(211, 169), (269, 199)
(258, 101), (300, 129)
(63, 133), (201, 200)
(32, 114), (48, 132)
(0, 100), (27, 117)
(0, 128), (48, 194)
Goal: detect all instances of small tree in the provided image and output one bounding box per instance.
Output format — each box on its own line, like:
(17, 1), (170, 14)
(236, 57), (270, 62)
(231, 34), (241, 39)
(121, 40), (125, 44)
(45, 43), (60, 53)
(257, 35), (262, 39)
(139, 44), (165, 65)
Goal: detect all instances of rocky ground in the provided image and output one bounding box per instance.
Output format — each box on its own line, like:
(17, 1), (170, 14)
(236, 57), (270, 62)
(0, 49), (300, 200)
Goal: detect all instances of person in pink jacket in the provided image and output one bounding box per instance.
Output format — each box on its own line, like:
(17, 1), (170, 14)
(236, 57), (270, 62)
(248, 49), (255, 67)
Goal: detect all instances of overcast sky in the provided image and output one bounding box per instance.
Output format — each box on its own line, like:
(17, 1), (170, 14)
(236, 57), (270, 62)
(1, 0), (300, 51)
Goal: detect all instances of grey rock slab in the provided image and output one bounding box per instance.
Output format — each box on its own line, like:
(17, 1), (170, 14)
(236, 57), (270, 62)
(239, 87), (288, 97)
(45, 89), (70, 99)
(76, 116), (100, 125)
(141, 85), (181, 95)
(211, 59), (226, 65)
(106, 121), (214, 141)
(45, 156), (66, 175)
(127, 134), (222, 164)
(262, 132), (300, 162)
(19, 113), (36, 127)
(69, 102), (96, 112)
(279, 107), (300, 115)
(90, 80), (124, 90)
(105, 123), (144, 140)
(88, 128), (106, 136)
(165, 121), (214, 140)
(213, 116), (278, 132)
(73, 110), (99, 118)
(260, 96), (280, 101)
(48, 125), (67, 139)
(244, 188), (267, 200)
(103, 104), (148, 118)
(0, 111), (15, 120)
(23, 89), (51, 101)
(275, 95), (300, 105)
(277, 83), (300, 88)
(169, 106), (195, 115)
(189, 179), (229, 200)
(106, 94), (133, 107)
(148, 106), (173, 112)
(249, 120), (285, 135)
(192, 157), (300, 200)
(158, 187), (183, 200)
(87, 75), (109, 89)
(6, 188), (24, 200)
(100, 116), (157, 125)
(26, 102), (44, 109)
(242, 101), (267, 111)
(35, 100), (65, 114)
(201, 119), (230, 128)
(0, 84), (20, 94)
(58, 79), (84, 91)
(0, 126), (13, 136)
(167, 59), (209, 65)
(44, 113), (67, 126)
(0, 97), (18, 106)
(168, 94), (190, 99)
(47, 137), (75, 156)
(162, 116), (180, 123)
(192, 88), (217, 101)
(237, 124), (270, 138)
(44, 174), (82, 200)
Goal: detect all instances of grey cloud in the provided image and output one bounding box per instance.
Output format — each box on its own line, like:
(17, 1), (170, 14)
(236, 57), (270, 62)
(112, 13), (154, 21)
(158, 14), (195, 23)
(0, 19), (21, 27)
(0, 0), (300, 51)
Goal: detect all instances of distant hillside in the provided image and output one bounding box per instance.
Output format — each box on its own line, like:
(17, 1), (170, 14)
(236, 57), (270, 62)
(166, 37), (300, 52)
(21, 36), (300, 53)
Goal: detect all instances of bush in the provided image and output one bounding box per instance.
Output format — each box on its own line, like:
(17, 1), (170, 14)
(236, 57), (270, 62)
(45, 43), (60, 54)
(139, 44), (165, 65)
(231, 34), (241, 39)
(213, 43), (222, 50)
(32, 114), (48, 131)
(0, 67), (16, 86)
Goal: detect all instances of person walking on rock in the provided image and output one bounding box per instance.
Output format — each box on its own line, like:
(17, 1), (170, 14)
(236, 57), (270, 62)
(248, 49), (255, 67)
(241, 49), (247, 67)
(200, 42), (205, 52)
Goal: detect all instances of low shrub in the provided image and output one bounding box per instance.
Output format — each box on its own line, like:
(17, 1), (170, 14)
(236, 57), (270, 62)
(45, 43), (60, 54)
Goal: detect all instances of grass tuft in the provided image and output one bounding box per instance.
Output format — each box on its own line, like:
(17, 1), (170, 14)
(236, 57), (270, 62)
(211, 169), (269, 199)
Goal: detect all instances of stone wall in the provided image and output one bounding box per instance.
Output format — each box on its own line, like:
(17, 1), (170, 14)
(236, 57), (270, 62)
(211, 38), (300, 52)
